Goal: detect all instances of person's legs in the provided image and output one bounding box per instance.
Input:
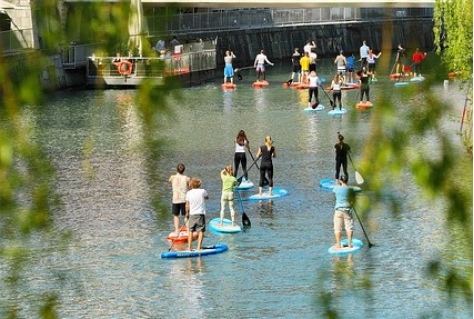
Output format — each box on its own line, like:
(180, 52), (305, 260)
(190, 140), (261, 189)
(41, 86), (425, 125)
(343, 210), (354, 248)
(333, 210), (343, 248)
(229, 196), (235, 225)
(220, 193), (226, 224)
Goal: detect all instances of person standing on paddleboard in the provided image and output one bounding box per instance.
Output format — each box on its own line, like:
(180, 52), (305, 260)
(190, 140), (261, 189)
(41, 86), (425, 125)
(256, 136), (276, 197)
(334, 133), (351, 182)
(411, 48), (427, 78)
(169, 163), (190, 234)
(287, 48), (301, 85)
(234, 130), (250, 181)
(223, 50), (236, 84)
(254, 50), (274, 81)
(185, 177), (209, 251)
(358, 67), (371, 104)
(308, 70), (322, 109)
(330, 73), (343, 110)
(333, 174), (355, 249)
(220, 165), (239, 226)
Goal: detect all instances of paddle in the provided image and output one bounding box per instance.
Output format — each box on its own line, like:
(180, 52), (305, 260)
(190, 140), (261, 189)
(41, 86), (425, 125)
(352, 207), (374, 248)
(248, 148), (268, 186)
(234, 66), (254, 81)
(168, 219), (188, 251)
(237, 190), (251, 227)
(319, 86), (334, 107)
(236, 154), (261, 183)
(348, 153), (364, 185)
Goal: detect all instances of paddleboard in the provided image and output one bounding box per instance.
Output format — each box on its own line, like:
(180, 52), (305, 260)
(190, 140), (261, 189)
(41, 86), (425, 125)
(221, 83), (236, 89)
(319, 178), (362, 193)
(303, 104), (325, 112)
(328, 238), (363, 254)
(355, 101), (373, 110)
(328, 108), (347, 115)
(209, 217), (242, 233)
(326, 83), (359, 91)
(410, 76), (425, 82)
(166, 226), (199, 242)
(248, 188), (288, 200)
(234, 179), (254, 190)
(161, 243), (229, 259)
(252, 80), (269, 88)
(394, 81), (409, 87)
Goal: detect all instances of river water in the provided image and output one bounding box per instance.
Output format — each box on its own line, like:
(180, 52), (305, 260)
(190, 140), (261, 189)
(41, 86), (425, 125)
(5, 60), (472, 318)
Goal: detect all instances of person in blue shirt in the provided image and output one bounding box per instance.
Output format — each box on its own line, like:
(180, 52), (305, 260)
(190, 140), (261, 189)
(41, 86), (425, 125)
(332, 174), (355, 249)
(346, 53), (355, 83)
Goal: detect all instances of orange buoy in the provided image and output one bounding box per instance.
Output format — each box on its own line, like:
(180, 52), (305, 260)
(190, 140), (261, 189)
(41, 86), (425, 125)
(117, 60), (133, 76)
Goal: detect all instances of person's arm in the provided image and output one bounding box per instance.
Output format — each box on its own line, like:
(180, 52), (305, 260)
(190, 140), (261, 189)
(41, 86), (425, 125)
(256, 146), (262, 159)
(272, 147), (276, 158)
(185, 200), (190, 219)
(376, 52), (382, 58)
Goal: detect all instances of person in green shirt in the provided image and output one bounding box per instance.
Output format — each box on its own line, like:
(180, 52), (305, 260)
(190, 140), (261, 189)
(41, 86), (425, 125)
(220, 165), (240, 226)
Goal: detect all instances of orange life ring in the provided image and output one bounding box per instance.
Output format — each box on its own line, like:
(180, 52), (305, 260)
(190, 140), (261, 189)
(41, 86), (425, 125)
(118, 60), (133, 76)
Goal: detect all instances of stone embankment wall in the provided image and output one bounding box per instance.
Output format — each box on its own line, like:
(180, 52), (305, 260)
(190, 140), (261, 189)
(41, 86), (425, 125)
(214, 18), (434, 67)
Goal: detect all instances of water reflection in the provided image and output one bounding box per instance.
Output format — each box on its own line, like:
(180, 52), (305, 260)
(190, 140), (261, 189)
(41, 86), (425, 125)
(256, 199), (273, 218)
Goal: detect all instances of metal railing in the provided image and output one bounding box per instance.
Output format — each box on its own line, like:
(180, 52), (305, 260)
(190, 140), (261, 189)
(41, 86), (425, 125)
(145, 7), (433, 36)
(0, 28), (34, 54)
(86, 49), (217, 78)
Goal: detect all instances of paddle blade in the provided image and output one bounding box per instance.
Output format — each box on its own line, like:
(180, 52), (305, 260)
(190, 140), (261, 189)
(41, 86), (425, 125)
(242, 212), (251, 227)
(355, 171), (364, 184)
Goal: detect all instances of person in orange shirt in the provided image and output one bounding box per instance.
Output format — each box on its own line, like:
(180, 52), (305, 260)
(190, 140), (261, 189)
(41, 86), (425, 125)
(299, 51), (311, 83)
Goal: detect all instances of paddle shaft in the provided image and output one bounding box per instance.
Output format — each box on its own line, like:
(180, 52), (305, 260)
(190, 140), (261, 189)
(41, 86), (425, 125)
(319, 86), (334, 106)
(237, 189), (251, 227)
(348, 153), (364, 184)
(248, 148), (260, 170)
(168, 219), (188, 251)
(352, 207), (374, 248)
(236, 155), (260, 182)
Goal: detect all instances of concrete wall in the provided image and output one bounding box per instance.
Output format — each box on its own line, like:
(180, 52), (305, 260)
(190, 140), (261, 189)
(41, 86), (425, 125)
(215, 18), (434, 67)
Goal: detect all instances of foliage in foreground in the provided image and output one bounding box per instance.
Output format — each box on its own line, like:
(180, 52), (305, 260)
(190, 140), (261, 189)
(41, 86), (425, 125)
(0, 1), (472, 318)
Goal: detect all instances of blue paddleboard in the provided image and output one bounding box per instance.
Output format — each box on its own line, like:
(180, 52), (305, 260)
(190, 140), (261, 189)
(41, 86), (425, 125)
(394, 81), (409, 87)
(209, 217), (242, 233)
(161, 242), (228, 259)
(234, 179), (254, 190)
(410, 76), (425, 82)
(328, 238), (363, 254)
(328, 108), (347, 115)
(248, 188), (288, 200)
(319, 178), (362, 193)
(303, 104), (325, 112)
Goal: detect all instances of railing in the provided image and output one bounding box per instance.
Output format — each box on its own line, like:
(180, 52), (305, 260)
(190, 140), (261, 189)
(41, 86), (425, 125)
(145, 7), (433, 36)
(0, 28), (34, 54)
(86, 49), (217, 78)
